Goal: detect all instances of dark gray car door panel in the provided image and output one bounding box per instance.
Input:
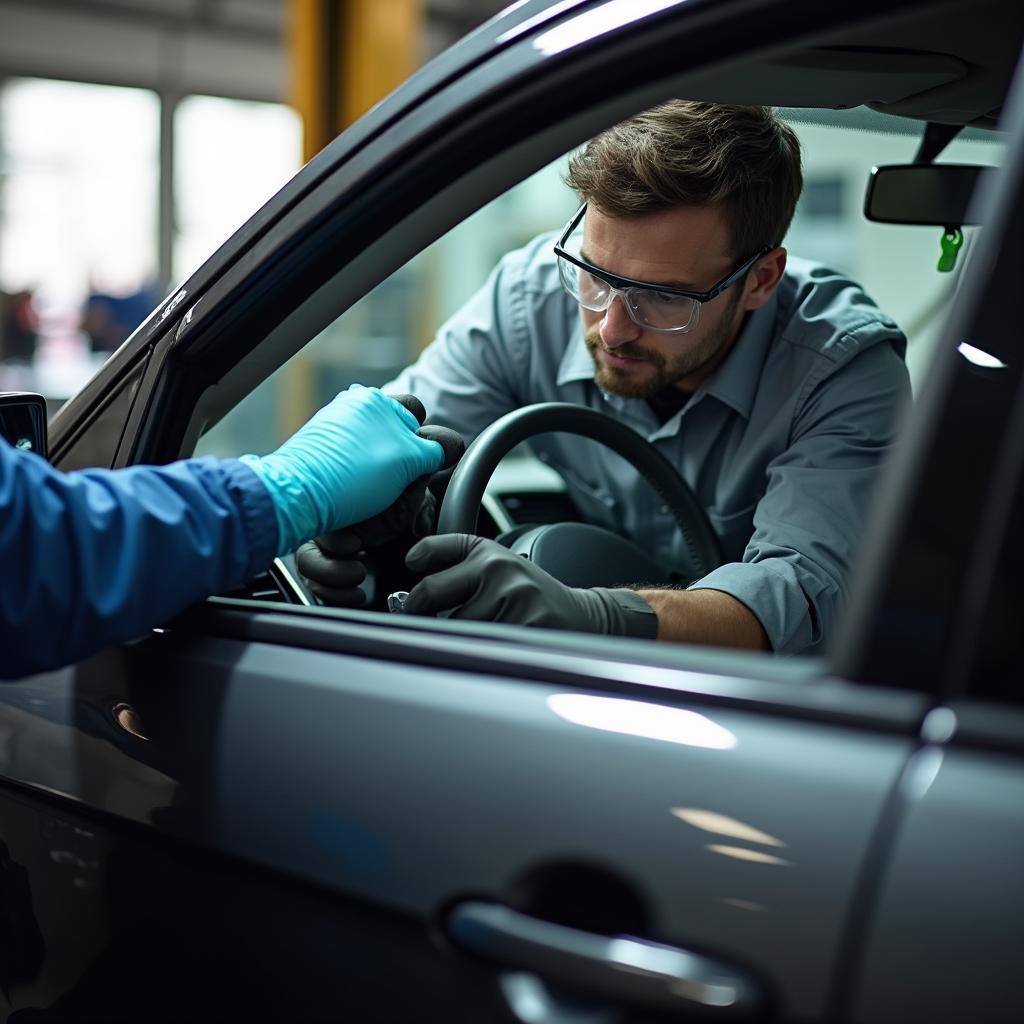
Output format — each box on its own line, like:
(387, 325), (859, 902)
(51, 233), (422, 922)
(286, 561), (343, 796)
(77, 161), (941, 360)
(213, 648), (911, 1020)
(1, 627), (918, 1021)
(0, 783), (512, 1022)
(851, 742), (1024, 1023)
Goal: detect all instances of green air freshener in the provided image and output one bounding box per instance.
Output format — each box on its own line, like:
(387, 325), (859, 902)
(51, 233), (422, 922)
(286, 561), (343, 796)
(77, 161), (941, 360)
(937, 227), (963, 272)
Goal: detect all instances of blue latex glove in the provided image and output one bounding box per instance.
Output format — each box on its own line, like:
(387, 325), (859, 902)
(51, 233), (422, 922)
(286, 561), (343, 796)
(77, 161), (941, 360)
(240, 384), (443, 556)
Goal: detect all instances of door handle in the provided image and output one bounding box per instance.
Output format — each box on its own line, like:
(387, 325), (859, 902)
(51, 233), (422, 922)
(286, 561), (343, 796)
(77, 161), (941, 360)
(448, 900), (764, 1017)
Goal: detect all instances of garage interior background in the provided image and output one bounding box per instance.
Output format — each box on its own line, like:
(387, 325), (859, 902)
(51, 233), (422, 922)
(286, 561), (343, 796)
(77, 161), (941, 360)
(0, 0), (510, 414)
(0, 0), (1007, 448)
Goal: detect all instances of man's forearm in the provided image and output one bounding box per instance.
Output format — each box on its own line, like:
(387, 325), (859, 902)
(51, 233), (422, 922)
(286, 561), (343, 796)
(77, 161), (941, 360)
(635, 587), (771, 650)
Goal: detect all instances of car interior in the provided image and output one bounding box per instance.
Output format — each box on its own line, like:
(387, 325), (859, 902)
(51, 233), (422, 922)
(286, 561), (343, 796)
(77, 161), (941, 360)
(175, 0), (1019, 669)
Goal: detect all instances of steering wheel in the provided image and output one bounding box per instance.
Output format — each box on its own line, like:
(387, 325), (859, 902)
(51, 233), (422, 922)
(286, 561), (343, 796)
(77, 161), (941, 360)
(436, 403), (723, 588)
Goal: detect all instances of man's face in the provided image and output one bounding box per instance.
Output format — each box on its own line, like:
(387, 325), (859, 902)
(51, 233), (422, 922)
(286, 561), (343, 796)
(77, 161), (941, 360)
(579, 203), (749, 398)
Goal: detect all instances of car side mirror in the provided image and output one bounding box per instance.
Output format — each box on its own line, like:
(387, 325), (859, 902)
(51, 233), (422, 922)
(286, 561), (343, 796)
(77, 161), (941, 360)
(0, 392), (48, 460)
(864, 163), (996, 225)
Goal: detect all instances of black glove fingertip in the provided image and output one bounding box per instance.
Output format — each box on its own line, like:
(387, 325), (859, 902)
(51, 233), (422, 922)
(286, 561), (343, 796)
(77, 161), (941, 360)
(417, 424), (466, 471)
(313, 530), (364, 558)
(393, 393), (426, 426)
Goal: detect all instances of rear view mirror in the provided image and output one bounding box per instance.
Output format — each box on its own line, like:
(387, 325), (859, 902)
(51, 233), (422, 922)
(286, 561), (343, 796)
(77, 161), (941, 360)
(0, 392), (48, 460)
(865, 164), (995, 225)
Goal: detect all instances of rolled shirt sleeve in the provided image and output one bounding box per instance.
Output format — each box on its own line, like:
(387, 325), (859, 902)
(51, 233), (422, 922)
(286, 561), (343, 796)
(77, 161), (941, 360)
(688, 335), (911, 654)
(0, 440), (277, 679)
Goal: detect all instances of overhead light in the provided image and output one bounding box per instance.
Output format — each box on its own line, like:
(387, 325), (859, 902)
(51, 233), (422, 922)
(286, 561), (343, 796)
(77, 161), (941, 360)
(958, 342), (1007, 369)
(533, 0), (688, 57)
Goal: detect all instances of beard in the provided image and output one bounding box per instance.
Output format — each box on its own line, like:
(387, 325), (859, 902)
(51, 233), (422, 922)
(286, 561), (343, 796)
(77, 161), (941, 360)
(584, 288), (744, 399)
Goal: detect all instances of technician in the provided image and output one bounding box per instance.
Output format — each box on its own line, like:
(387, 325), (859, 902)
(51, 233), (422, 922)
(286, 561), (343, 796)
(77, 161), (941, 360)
(0, 385), (445, 679)
(299, 102), (912, 655)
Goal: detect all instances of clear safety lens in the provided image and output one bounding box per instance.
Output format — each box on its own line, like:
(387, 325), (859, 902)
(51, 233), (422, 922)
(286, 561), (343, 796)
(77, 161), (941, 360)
(557, 252), (699, 333)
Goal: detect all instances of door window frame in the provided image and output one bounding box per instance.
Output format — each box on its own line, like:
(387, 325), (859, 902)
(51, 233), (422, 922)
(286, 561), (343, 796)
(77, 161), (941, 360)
(64, 0), (1018, 707)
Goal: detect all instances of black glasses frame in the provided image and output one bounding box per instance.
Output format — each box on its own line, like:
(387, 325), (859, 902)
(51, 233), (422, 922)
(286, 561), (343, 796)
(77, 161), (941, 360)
(553, 202), (774, 305)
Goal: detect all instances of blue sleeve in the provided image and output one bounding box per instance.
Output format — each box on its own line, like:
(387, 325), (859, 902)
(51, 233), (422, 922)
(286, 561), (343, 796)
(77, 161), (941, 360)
(0, 440), (278, 679)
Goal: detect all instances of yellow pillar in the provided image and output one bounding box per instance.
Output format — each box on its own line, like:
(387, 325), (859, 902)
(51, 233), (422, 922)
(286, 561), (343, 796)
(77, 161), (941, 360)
(339, 0), (422, 130)
(290, 0), (423, 160)
(281, 0), (423, 436)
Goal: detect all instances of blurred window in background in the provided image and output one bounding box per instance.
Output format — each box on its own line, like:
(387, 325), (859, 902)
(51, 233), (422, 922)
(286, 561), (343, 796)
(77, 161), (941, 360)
(0, 78), (158, 401)
(173, 95), (302, 283)
(0, 81), (302, 410)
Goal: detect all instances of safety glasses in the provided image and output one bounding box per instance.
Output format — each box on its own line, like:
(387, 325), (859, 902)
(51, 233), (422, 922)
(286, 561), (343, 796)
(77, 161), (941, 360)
(554, 203), (773, 334)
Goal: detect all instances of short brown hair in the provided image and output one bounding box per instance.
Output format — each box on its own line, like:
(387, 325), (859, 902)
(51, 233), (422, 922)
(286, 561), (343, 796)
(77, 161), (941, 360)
(564, 101), (803, 259)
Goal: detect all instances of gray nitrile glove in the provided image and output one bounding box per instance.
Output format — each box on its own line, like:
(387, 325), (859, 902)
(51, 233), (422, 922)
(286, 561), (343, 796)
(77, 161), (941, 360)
(402, 534), (659, 638)
(240, 384), (443, 556)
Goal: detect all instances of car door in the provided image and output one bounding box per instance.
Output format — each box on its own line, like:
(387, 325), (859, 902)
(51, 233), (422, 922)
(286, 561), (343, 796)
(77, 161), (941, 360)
(0, 620), (928, 1022)
(1, 0), (1013, 1020)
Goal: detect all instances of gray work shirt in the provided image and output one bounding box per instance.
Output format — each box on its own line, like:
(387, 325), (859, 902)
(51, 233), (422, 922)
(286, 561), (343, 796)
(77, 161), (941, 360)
(387, 232), (910, 655)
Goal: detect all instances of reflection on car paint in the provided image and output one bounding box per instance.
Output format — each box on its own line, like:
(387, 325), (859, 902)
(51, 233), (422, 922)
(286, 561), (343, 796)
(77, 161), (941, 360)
(532, 0), (688, 56)
(899, 746), (944, 802)
(958, 341), (1008, 368)
(112, 703), (149, 741)
(720, 897), (768, 912)
(44, 817), (101, 890)
(706, 844), (793, 867)
(306, 808), (396, 890)
(670, 807), (786, 848)
(546, 692), (736, 748)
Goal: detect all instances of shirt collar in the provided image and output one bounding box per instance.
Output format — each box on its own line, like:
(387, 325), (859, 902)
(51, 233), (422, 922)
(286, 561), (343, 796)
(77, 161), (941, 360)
(556, 319), (596, 386)
(555, 291), (779, 421)
(698, 291), (778, 419)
